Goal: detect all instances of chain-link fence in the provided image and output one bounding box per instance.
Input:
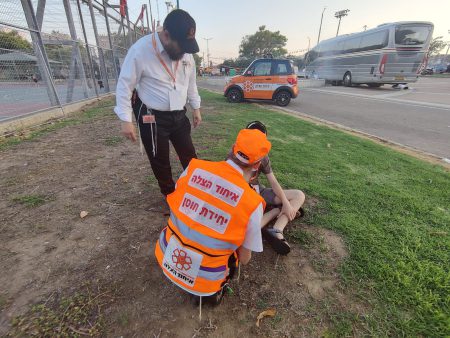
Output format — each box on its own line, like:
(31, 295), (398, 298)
(0, 0), (149, 122)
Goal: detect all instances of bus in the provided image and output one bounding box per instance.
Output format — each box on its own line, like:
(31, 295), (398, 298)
(304, 22), (434, 87)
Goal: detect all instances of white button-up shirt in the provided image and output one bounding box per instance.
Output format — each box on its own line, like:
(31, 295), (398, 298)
(114, 32), (201, 122)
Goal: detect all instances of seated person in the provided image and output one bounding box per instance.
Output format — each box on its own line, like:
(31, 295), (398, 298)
(155, 129), (271, 304)
(246, 121), (306, 255)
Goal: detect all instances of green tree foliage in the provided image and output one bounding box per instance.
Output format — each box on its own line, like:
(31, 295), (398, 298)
(0, 30), (32, 51)
(427, 36), (447, 57)
(239, 26), (287, 58)
(193, 53), (202, 68)
(222, 57), (252, 69)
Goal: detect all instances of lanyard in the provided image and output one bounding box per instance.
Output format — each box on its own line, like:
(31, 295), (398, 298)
(152, 32), (179, 89)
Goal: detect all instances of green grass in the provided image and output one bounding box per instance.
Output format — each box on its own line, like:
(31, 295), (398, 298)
(195, 89), (450, 337)
(12, 194), (49, 207)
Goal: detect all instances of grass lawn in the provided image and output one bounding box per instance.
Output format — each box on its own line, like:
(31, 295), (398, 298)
(194, 89), (449, 337)
(1, 90), (448, 337)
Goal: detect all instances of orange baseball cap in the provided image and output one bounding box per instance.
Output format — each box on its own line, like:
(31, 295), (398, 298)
(233, 129), (271, 165)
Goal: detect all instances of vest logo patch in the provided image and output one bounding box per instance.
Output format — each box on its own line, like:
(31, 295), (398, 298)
(180, 193), (231, 234)
(163, 237), (202, 286)
(188, 168), (244, 207)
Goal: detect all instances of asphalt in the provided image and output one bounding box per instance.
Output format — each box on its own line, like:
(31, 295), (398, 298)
(197, 76), (450, 160)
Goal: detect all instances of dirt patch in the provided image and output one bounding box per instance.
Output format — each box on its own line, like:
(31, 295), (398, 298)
(0, 103), (366, 337)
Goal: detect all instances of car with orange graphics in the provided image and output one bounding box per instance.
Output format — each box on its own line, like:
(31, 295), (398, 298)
(224, 58), (299, 106)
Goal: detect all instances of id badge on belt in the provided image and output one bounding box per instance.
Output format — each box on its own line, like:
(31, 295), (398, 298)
(142, 110), (156, 124)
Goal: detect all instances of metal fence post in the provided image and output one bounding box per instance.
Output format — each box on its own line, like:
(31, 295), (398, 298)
(35, 0), (46, 30)
(76, 0), (99, 98)
(20, 0), (61, 107)
(63, 0), (89, 101)
(87, 0), (110, 92)
(102, 0), (119, 81)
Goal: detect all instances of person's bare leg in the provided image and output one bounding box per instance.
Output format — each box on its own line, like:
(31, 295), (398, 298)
(272, 190), (305, 239)
(261, 208), (280, 228)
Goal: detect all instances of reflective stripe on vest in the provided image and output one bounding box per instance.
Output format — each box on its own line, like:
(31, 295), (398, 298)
(158, 228), (227, 281)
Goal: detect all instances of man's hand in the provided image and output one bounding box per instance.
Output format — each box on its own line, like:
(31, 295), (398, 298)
(279, 202), (296, 221)
(192, 109), (202, 128)
(121, 121), (137, 142)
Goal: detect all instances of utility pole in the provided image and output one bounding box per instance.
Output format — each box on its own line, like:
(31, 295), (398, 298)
(446, 30), (450, 55)
(177, 0), (179, 8)
(204, 37), (212, 67)
(335, 9), (350, 36)
(317, 6), (326, 45)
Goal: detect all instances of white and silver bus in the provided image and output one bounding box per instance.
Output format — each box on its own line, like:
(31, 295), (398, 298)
(305, 22), (434, 87)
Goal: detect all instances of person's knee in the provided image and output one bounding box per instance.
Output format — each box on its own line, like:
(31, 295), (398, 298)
(294, 190), (305, 203)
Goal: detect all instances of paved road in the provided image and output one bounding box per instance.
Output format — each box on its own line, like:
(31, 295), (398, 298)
(198, 77), (450, 159)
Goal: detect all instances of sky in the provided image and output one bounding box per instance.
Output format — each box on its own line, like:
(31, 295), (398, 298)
(127, 0), (450, 62)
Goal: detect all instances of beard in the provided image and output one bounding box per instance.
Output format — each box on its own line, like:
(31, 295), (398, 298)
(165, 43), (184, 61)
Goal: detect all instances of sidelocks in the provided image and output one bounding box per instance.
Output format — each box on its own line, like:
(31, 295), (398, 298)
(154, 129), (271, 318)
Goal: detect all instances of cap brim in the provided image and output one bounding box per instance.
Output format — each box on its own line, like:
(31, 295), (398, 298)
(180, 38), (199, 54)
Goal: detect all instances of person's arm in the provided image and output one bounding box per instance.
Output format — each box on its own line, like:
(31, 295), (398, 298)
(266, 172), (296, 221)
(237, 247), (251, 265)
(238, 203), (264, 264)
(187, 56), (202, 128)
(114, 45), (142, 142)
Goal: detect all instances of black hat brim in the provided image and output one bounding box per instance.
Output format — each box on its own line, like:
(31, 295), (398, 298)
(180, 38), (199, 54)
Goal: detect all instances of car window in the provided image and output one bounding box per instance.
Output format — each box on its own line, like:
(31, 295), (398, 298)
(275, 62), (289, 75)
(253, 61), (272, 76)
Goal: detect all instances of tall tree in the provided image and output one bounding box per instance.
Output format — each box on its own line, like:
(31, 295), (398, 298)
(427, 36), (446, 57)
(0, 30), (32, 51)
(239, 26), (287, 58)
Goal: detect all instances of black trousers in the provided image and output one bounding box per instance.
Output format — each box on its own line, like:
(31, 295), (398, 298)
(132, 93), (197, 196)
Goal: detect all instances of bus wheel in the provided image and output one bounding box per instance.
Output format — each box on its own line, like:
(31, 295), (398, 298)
(274, 90), (291, 106)
(343, 72), (352, 87)
(227, 88), (243, 103)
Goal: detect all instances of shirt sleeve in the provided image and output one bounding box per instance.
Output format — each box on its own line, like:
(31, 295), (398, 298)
(113, 45), (142, 122)
(242, 203), (264, 252)
(187, 55), (201, 110)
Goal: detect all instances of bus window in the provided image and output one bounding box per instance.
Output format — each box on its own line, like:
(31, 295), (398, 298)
(395, 25), (432, 45)
(359, 30), (389, 51)
(343, 37), (361, 54)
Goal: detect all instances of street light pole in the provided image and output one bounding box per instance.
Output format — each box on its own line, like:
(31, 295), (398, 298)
(446, 30), (450, 55)
(317, 6), (326, 45)
(177, 0), (179, 8)
(335, 9), (350, 36)
(204, 37), (212, 67)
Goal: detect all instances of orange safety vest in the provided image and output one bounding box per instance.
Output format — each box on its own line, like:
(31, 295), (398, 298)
(155, 159), (265, 296)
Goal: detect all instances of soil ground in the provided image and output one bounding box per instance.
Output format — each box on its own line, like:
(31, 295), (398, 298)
(0, 98), (366, 337)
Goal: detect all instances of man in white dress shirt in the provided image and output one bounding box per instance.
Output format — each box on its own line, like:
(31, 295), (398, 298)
(114, 9), (202, 198)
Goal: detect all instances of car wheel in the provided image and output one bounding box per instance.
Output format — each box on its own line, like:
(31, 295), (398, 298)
(274, 90), (291, 107)
(227, 88), (243, 103)
(343, 72), (352, 87)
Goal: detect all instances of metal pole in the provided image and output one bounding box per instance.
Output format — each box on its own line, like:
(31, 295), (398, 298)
(177, 0), (179, 9)
(87, 0), (110, 92)
(144, 4), (150, 33)
(336, 17), (342, 36)
(76, 0), (99, 97)
(35, 0), (46, 30)
(156, 0), (160, 26)
(125, 0), (133, 46)
(317, 7), (326, 45)
(103, 0), (120, 82)
(148, 0), (154, 28)
(21, 0), (61, 107)
(63, 0), (89, 101)
(204, 37), (212, 67)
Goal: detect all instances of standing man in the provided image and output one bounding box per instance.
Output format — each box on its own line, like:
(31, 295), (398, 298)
(114, 9), (202, 198)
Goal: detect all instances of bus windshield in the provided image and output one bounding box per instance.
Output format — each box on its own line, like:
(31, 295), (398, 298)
(395, 25), (431, 46)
